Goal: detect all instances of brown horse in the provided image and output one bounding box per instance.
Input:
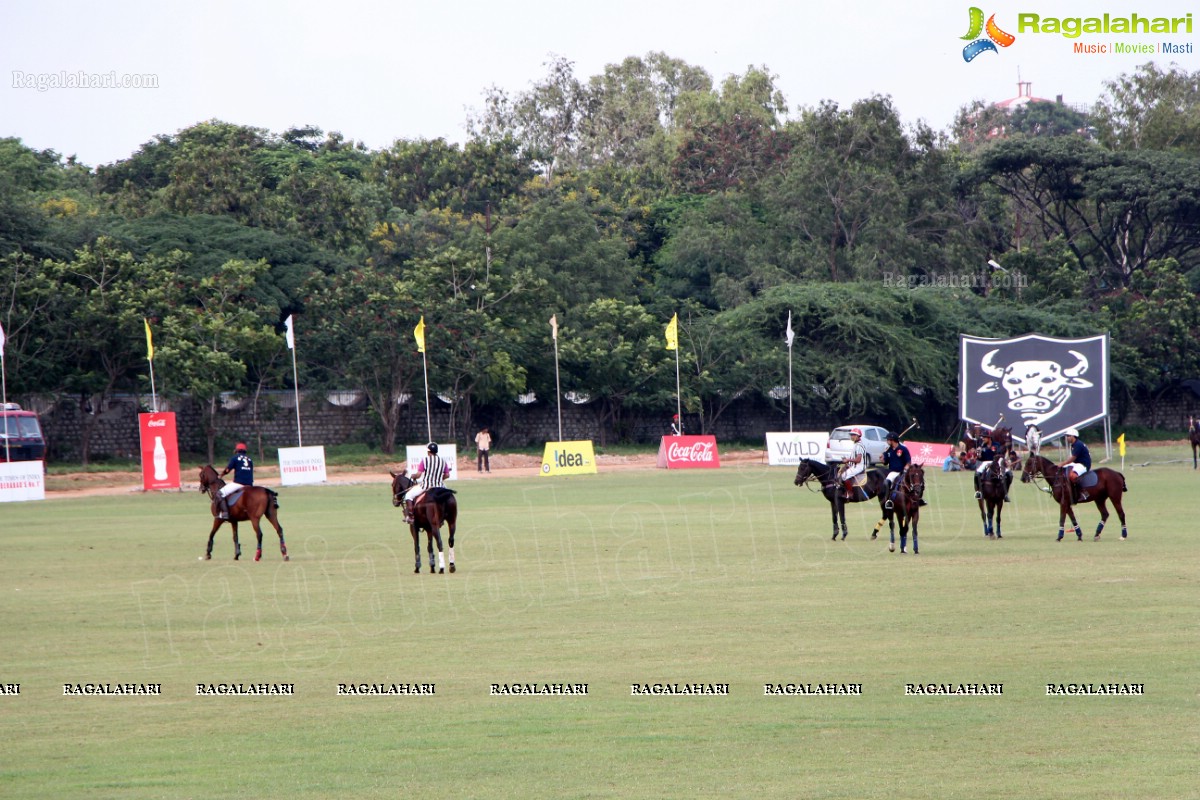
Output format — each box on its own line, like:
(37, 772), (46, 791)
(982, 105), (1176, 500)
(391, 472), (458, 574)
(1189, 418), (1200, 469)
(794, 459), (890, 541)
(889, 464), (924, 554)
(1021, 454), (1128, 541)
(976, 459), (1008, 539)
(197, 465), (288, 561)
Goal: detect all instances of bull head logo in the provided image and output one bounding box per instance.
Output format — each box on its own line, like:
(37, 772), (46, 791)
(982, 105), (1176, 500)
(978, 349), (1092, 429)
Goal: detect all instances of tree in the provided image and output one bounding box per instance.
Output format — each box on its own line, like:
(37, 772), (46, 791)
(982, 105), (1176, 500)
(48, 239), (187, 463)
(967, 137), (1200, 290)
(157, 258), (282, 463)
(301, 263), (422, 455)
(557, 299), (672, 445)
(1092, 62), (1200, 154)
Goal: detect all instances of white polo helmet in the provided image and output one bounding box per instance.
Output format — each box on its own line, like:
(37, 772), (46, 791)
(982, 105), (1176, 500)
(1065, 428), (1080, 437)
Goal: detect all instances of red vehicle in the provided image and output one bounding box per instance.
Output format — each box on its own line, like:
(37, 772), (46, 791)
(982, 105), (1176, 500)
(0, 403), (46, 462)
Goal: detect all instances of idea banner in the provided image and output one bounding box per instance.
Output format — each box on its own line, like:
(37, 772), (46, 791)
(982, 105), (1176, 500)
(540, 440), (597, 476)
(138, 412), (181, 491)
(657, 435), (720, 469)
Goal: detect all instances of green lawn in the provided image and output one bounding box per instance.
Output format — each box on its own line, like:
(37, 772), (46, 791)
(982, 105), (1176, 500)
(1, 449), (1197, 799)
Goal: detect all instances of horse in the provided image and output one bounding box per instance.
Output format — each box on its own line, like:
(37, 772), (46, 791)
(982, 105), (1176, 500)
(793, 459), (890, 541)
(391, 472), (458, 574)
(1021, 454), (1128, 541)
(1189, 418), (1200, 469)
(889, 464), (924, 554)
(976, 459), (1008, 539)
(989, 425), (1021, 471)
(197, 465), (288, 561)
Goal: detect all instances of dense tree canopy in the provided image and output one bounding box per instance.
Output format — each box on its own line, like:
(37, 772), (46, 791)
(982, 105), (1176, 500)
(2, 57), (1197, 455)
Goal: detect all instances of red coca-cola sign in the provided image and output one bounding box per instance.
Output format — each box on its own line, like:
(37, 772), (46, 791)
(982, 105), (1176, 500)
(657, 435), (721, 469)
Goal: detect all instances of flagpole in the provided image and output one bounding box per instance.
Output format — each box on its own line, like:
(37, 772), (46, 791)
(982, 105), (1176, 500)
(1, 348), (9, 462)
(785, 310), (795, 433)
(290, 344), (302, 448)
(788, 344), (793, 433)
(421, 351), (432, 442)
(551, 316), (563, 442)
(148, 356), (158, 414)
(674, 346), (681, 433)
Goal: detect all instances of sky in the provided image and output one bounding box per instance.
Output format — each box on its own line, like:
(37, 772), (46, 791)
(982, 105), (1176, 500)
(1, 0), (1196, 167)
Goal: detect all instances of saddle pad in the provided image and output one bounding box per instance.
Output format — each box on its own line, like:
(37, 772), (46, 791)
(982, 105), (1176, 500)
(1078, 470), (1099, 489)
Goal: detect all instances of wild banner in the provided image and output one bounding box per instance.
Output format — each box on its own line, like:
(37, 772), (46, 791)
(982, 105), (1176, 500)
(960, 333), (1108, 443)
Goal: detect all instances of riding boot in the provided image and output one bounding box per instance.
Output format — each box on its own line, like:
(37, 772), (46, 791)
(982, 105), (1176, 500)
(1005, 473), (1013, 503)
(842, 479), (854, 500)
(403, 500), (414, 524)
(218, 495), (230, 519)
(883, 479), (894, 509)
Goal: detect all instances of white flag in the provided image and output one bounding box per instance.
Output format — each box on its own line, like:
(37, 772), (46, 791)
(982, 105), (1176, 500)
(0, 320), (6, 356)
(284, 315), (295, 350)
(785, 311), (795, 348)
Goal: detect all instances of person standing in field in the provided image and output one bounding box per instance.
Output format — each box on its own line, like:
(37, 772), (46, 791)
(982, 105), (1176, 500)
(474, 426), (492, 473)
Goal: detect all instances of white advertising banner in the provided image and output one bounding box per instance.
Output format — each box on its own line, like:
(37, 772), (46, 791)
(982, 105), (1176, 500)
(404, 444), (459, 481)
(764, 432), (828, 466)
(0, 460), (46, 502)
(278, 445), (327, 486)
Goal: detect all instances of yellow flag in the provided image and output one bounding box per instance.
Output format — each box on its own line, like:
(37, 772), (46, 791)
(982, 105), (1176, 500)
(414, 316), (426, 354)
(144, 318), (154, 361)
(665, 313), (678, 351)
(550, 314), (558, 341)
(1117, 433), (1125, 457)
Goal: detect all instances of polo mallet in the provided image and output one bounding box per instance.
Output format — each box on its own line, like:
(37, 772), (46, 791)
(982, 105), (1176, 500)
(898, 418), (919, 439)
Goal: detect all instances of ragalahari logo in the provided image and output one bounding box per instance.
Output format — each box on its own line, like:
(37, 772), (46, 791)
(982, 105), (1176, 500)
(962, 7), (1016, 61)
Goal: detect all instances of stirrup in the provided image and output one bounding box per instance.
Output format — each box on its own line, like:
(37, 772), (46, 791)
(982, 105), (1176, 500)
(974, 491), (982, 499)
(884, 500), (893, 510)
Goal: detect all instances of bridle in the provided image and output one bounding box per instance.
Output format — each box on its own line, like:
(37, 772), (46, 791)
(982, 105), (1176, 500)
(899, 466), (924, 502)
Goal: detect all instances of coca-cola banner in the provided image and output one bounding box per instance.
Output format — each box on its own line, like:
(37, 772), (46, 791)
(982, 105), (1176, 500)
(0, 460), (45, 502)
(657, 435), (721, 469)
(278, 445), (327, 486)
(540, 440), (597, 477)
(138, 412), (180, 491)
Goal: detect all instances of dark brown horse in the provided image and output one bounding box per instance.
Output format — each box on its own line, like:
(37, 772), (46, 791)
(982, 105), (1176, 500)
(793, 459), (890, 541)
(197, 465), (288, 561)
(976, 459), (1008, 539)
(1189, 418), (1200, 469)
(391, 472), (458, 574)
(1021, 454), (1128, 541)
(890, 464), (924, 554)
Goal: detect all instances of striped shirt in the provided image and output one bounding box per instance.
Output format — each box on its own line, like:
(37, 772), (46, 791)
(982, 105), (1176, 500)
(417, 453), (450, 490)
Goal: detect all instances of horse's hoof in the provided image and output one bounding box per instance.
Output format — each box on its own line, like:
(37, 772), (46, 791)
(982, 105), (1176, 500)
(871, 533), (877, 540)
(255, 553), (262, 562)
(831, 533), (837, 541)
(439, 568), (445, 574)
(841, 533), (847, 541)
(414, 567), (420, 574)
(283, 555), (290, 561)
(888, 543), (895, 552)
(449, 564), (456, 573)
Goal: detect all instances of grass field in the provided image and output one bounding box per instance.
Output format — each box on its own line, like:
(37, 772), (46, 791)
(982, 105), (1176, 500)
(2, 448), (1197, 799)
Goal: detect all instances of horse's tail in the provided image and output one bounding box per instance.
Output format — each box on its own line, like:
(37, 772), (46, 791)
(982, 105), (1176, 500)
(267, 488), (280, 508)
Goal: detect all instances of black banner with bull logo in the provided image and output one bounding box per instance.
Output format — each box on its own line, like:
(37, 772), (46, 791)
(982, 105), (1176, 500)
(960, 333), (1109, 444)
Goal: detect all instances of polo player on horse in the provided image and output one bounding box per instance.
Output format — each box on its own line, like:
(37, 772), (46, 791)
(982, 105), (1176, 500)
(403, 442), (452, 523)
(1060, 428), (1092, 502)
(972, 430), (1012, 502)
